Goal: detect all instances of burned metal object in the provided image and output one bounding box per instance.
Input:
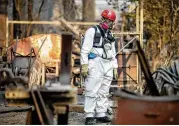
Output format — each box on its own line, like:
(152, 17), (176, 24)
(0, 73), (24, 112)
(136, 40), (159, 96)
(112, 41), (179, 125)
(7, 34), (62, 67)
(0, 68), (28, 90)
(5, 85), (77, 125)
(136, 40), (179, 96)
(151, 60), (179, 96)
(5, 86), (30, 99)
(59, 34), (72, 85)
(29, 87), (54, 125)
(113, 89), (179, 125)
(11, 48), (36, 77)
(3, 33), (75, 125)
(0, 47), (36, 89)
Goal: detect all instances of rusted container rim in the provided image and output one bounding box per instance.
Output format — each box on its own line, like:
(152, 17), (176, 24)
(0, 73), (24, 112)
(113, 89), (179, 102)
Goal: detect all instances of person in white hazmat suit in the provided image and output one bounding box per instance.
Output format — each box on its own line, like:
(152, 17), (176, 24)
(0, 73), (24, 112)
(80, 9), (118, 125)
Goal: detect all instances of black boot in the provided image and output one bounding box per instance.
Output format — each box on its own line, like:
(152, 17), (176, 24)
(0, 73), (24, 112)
(85, 117), (96, 125)
(96, 116), (111, 123)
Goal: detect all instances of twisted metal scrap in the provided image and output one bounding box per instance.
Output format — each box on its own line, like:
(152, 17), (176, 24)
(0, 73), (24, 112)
(0, 68), (28, 88)
(152, 60), (179, 95)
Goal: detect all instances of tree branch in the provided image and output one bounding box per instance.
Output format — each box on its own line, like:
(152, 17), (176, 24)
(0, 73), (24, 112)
(37, 0), (45, 20)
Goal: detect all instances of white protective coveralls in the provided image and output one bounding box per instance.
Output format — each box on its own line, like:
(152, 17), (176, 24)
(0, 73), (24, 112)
(80, 26), (118, 118)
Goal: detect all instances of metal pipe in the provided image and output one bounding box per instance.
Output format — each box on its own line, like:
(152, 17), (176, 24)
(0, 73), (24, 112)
(115, 36), (137, 57)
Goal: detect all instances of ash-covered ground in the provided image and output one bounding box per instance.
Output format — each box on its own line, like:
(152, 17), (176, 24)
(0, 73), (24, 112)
(0, 94), (115, 125)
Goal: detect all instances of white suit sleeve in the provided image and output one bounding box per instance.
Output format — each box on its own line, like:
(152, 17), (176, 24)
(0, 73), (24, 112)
(80, 28), (95, 65)
(112, 41), (118, 69)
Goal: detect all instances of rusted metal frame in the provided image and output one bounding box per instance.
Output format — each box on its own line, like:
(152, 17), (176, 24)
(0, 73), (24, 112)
(27, 48), (36, 78)
(5, 15), (8, 53)
(41, 63), (45, 85)
(30, 89), (54, 125)
(55, 61), (59, 76)
(8, 20), (62, 25)
(115, 37), (137, 56)
(7, 20), (131, 36)
(136, 5), (140, 88)
(118, 67), (138, 85)
(139, 0), (144, 48)
(11, 47), (36, 77)
(41, 59), (60, 85)
(120, 52), (136, 87)
(7, 19), (80, 39)
(136, 41), (159, 96)
(138, 0), (144, 93)
(117, 46), (138, 87)
(136, 6), (139, 33)
(8, 20), (119, 26)
(25, 35), (48, 77)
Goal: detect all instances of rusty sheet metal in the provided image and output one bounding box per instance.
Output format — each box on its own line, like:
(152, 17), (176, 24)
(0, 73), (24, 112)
(115, 37), (138, 87)
(113, 89), (179, 125)
(7, 34), (62, 66)
(117, 51), (138, 85)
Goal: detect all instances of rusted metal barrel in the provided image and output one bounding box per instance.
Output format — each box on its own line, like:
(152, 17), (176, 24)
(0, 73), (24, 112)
(113, 89), (179, 125)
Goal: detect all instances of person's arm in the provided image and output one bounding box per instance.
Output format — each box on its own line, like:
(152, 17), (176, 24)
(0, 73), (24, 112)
(80, 28), (95, 65)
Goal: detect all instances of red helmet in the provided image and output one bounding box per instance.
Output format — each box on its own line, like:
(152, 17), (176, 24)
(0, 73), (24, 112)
(101, 9), (116, 21)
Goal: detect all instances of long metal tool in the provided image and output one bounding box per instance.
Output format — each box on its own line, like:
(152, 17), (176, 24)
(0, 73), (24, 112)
(115, 36), (137, 57)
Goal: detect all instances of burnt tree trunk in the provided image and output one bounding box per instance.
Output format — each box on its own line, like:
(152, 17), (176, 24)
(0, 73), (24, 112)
(13, 0), (28, 38)
(63, 0), (76, 21)
(82, 0), (95, 21)
(26, 0), (33, 37)
(13, 0), (22, 38)
(13, 0), (20, 38)
(0, 0), (8, 14)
